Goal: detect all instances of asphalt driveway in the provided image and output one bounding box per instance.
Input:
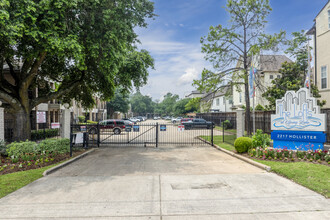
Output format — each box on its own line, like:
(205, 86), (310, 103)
(0, 145), (329, 219)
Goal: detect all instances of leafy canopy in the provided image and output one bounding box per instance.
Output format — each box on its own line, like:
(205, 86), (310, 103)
(0, 0), (155, 113)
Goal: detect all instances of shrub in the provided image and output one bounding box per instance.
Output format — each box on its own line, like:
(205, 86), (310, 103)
(234, 137), (252, 153)
(78, 116), (86, 123)
(221, 120), (232, 130)
(31, 129), (59, 141)
(255, 104), (265, 111)
(252, 129), (270, 149)
(6, 141), (40, 162)
(39, 138), (70, 155)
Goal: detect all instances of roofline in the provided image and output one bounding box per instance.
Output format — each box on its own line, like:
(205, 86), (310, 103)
(314, 0), (330, 20)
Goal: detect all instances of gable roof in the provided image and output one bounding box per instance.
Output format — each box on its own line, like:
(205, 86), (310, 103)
(201, 85), (231, 102)
(314, 0), (330, 20)
(259, 55), (292, 72)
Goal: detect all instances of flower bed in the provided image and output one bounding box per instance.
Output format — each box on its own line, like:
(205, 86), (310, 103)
(0, 138), (86, 175)
(248, 147), (330, 166)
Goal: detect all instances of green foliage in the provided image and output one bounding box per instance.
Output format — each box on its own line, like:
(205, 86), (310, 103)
(87, 120), (97, 124)
(107, 90), (130, 118)
(6, 141), (40, 162)
(234, 137), (252, 153)
(6, 138), (70, 162)
(130, 92), (155, 114)
(39, 138), (70, 155)
(254, 104), (265, 111)
(221, 120), (232, 130)
(78, 116), (86, 123)
(263, 31), (326, 109)
(252, 129), (270, 148)
(0, 0), (155, 140)
(31, 129), (59, 141)
(154, 93), (179, 115)
(173, 98), (191, 115)
(194, 0), (285, 135)
(185, 97), (201, 113)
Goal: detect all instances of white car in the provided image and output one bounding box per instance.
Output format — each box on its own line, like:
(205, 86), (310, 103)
(171, 117), (182, 123)
(129, 118), (138, 123)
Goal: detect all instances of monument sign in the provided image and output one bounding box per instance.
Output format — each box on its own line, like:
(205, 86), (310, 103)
(271, 88), (326, 150)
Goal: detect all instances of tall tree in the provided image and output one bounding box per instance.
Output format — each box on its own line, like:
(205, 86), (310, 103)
(173, 98), (191, 116)
(130, 92), (154, 115)
(0, 0), (155, 140)
(185, 97), (201, 113)
(156, 93), (179, 116)
(107, 91), (130, 119)
(263, 31), (325, 109)
(194, 0), (284, 135)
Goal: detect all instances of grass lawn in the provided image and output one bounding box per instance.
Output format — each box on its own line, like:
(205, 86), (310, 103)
(201, 135), (236, 151)
(255, 160), (330, 198)
(0, 162), (65, 199)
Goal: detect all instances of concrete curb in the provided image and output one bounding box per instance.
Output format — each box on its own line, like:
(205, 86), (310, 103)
(43, 148), (97, 176)
(199, 138), (271, 172)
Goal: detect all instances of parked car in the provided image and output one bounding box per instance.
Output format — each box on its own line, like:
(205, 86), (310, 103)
(90, 119), (126, 134)
(180, 118), (193, 124)
(123, 119), (134, 126)
(171, 117), (182, 123)
(182, 118), (214, 129)
(130, 117), (139, 123)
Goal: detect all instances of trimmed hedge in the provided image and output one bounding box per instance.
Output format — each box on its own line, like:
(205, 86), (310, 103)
(234, 137), (252, 153)
(31, 129), (59, 141)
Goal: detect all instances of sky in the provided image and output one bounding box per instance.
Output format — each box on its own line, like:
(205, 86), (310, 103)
(135, 0), (328, 101)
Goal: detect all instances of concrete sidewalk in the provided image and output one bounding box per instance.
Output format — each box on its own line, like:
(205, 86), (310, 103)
(0, 146), (329, 219)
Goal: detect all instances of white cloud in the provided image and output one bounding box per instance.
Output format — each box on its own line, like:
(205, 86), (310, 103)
(178, 67), (199, 86)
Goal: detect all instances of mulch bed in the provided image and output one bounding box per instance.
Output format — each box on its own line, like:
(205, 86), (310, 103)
(0, 149), (87, 175)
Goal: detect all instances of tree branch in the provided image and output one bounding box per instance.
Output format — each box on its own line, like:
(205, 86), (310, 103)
(23, 51), (47, 88)
(5, 58), (19, 84)
(0, 88), (21, 111)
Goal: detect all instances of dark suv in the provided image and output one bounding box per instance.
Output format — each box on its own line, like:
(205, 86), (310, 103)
(98, 119), (126, 134)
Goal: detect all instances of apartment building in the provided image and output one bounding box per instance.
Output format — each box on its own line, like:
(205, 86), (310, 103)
(308, 0), (330, 108)
(232, 55), (292, 109)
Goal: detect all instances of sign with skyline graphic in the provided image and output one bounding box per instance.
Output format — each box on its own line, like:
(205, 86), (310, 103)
(271, 88), (326, 132)
(271, 88), (326, 150)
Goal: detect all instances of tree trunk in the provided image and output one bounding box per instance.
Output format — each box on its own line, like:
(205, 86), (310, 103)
(244, 72), (252, 136)
(14, 108), (31, 141)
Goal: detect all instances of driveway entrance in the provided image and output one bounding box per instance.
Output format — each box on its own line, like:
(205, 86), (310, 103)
(0, 146), (329, 219)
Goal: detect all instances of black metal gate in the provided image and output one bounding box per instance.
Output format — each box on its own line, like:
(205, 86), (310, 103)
(70, 122), (214, 148)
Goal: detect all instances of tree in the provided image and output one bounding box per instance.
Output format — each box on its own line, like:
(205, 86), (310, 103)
(130, 92), (154, 115)
(107, 91), (129, 119)
(263, 31), (326, 109)
(173, 98), (191, 116)
(185, 97), (201, 113)
(0, 0), (155, 140)
(155, 93), (179, 116)
(193, 0), (284, 135)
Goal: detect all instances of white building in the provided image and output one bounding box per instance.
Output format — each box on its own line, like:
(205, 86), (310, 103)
(232, 55), (292, 109)
(308, 0), (330, 108)
(200, 86), (233, 113)
(185, 90), (204, 99)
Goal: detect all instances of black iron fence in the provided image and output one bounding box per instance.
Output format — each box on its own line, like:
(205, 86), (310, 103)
(4, 111), (62, 143)
(70, 121), (213, 148)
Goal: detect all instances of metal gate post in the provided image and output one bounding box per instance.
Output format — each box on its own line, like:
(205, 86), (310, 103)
(97, 122), (100, 148)
(211, 122), (214, 146)
(156, 122), (159, 148)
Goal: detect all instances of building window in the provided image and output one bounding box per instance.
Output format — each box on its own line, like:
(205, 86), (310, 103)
(321, 66), (327, 89)
(239, 93), (242, 103)
(277, 75), (280, 79)
(270, 75), (273, 79)
(216, 98), (219, 106)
